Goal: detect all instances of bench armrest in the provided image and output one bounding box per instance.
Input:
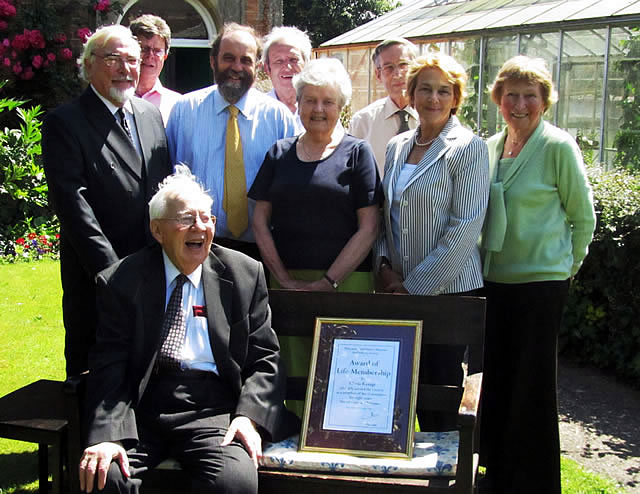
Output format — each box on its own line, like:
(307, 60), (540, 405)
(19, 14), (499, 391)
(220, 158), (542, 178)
(457, 372), (482, 428)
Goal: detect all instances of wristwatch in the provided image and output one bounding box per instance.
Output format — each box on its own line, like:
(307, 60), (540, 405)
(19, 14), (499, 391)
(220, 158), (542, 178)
(323, 273), (339, 290)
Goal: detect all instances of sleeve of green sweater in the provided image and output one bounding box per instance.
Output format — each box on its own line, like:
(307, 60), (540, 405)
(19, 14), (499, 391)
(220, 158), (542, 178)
(553, 133), (596, 276)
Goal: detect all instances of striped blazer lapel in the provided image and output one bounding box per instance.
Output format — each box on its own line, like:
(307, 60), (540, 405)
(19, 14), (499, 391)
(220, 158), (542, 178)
(405, 116), (459, 190)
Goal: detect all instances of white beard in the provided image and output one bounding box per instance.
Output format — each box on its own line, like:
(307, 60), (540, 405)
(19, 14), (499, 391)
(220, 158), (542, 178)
(109, 85), (136, 105)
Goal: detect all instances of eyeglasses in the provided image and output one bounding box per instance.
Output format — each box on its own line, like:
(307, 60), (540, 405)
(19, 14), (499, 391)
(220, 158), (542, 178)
(93, 52), (141, 68)
(160, 213), (215, 229)
(270, 58), (301, 69)
(141, 46), (166, 57)
(378, 61), (410, 76)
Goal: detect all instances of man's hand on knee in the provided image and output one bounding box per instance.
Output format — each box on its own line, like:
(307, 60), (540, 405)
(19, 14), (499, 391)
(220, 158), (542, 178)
(79, 441), (130, 492)
(221, 416), (262, 468)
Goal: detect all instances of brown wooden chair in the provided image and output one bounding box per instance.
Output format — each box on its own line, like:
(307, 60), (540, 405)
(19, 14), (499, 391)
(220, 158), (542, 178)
(65, 290), (485, 494)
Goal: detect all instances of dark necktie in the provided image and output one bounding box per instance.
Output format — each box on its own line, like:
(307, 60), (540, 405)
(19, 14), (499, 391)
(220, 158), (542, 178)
(116, 107), (133, 141)
(157, 274), (188, 371)
(396, 109), (410, 135)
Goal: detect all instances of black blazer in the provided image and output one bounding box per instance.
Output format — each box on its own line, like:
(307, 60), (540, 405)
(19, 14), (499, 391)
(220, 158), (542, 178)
(42, 87), (171, 375)
(85, 244), (290, 447)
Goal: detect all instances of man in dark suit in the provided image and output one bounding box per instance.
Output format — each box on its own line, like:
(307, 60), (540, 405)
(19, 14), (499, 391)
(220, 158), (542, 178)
(42, 25), (171, 377)
(78, 165), (290, 494)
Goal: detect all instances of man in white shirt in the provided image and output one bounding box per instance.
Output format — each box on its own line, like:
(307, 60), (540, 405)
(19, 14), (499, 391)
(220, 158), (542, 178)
(130, 14), (181, 125)
(349, 38), (418, 174)
(262, 26), (312, 132)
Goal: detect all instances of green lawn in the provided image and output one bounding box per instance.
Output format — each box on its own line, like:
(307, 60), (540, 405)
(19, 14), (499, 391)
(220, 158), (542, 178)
(0, 260), (65, 493)
(0, 261), (627, 493)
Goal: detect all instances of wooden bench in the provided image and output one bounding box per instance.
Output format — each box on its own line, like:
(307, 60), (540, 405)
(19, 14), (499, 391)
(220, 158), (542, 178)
(66, 290), (485, 494)
(0, 379), (68, 494)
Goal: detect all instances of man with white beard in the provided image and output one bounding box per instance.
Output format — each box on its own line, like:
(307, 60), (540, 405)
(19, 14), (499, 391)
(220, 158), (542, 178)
(42, 25), (171, 377)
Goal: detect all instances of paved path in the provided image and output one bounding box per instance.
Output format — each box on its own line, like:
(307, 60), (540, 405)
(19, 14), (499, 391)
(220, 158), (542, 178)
(558, 358), (640, 492)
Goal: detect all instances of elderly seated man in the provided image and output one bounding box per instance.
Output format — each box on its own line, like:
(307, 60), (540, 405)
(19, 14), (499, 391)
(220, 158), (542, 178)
(79, 165), (293, 494)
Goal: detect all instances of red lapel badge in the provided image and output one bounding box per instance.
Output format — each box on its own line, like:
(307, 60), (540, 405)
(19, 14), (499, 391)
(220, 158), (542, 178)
(192, 305), (207, 317)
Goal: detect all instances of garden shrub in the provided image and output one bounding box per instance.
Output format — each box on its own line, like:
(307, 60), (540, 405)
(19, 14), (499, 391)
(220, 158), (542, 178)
(560, 164), (640, 384)
(0, 84), (59, 261)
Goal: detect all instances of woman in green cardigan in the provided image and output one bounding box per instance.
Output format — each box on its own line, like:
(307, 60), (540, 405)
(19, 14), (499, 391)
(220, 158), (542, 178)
(479, 56), (596, 494)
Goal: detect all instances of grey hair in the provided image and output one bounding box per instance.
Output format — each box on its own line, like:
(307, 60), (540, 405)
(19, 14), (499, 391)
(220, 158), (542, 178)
(262, 26), (312, 67)
(293, 58), (352, 108)
(148, 164), (213, 220)
(372, 38), (417, 67)
(78, 25), (140, 83)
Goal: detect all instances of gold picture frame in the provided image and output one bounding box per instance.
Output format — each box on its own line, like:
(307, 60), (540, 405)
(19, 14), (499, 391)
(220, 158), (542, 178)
(299, 317), (422, 459)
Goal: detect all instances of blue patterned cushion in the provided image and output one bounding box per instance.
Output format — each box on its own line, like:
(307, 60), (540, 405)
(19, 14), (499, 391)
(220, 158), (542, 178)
(259, 431), (458, 477)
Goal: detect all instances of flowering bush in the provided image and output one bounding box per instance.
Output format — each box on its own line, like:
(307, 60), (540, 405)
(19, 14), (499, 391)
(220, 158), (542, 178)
(0, 1), (83, 111)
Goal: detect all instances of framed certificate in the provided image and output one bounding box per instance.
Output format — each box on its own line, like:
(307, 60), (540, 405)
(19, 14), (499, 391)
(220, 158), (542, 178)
(300, 317), (422, 458)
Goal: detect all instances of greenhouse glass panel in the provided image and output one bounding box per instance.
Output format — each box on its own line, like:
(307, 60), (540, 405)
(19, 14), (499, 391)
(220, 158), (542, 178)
(451, 37), (483, 132)
(557, 29), (606, 142)
(605, 27), (640, 168)
(484, 35), (518, 136)
(348, 49), (371, 112)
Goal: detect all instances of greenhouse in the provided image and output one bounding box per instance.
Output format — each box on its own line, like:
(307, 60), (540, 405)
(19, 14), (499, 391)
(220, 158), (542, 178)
(316, 0), (640, 167)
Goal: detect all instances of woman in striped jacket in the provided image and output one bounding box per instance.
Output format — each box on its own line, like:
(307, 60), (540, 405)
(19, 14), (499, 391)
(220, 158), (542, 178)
(374, 52), (489, 428)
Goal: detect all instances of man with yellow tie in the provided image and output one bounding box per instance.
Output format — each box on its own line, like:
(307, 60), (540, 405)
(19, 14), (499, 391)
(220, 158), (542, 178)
(167, 23), (297, 260)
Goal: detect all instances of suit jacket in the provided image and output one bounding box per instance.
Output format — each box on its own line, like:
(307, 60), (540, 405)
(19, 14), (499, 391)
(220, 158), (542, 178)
(85, 244), (289, 447)
(42, 87), (171, 375)
(374, 116), (489, 295)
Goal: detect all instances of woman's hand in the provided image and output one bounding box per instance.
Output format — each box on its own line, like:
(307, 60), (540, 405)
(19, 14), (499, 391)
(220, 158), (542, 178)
(377, 265), (408, 294)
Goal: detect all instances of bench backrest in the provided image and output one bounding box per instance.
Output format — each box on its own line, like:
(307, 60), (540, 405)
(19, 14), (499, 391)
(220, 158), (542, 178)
(267, 289), (485, 415)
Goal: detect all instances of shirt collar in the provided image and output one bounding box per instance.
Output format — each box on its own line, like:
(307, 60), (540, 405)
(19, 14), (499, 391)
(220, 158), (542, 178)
(382, 96), (417, 121)
(136, 78), (164, 99)
(213, 85), (253, 118)
(91, 84), (133, 116)
(162, 250), (203, 289)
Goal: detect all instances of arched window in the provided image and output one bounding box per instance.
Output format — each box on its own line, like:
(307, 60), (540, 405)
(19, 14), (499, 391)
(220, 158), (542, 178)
(119, 0), (217, 93)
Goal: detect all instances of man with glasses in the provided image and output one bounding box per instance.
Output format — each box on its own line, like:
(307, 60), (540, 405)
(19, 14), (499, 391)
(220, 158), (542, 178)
(79, 165), (292, 494)
(42, 25), (171, 377)
(262, 26), (312, 133)
(130, 14), (181, 125)
(349, 38), (418, 174)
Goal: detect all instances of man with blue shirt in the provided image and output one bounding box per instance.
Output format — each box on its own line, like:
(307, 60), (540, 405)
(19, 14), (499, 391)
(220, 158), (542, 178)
(166, 23), (297, 260)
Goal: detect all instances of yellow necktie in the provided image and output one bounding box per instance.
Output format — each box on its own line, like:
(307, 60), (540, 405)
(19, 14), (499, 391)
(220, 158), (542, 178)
(223, 105), (248, 238)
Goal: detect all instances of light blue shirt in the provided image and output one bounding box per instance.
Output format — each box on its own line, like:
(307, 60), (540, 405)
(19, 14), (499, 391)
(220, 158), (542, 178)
(166, 86), (297, 242)
(391, 163), (417, 253)
(162, 251), (217, 373)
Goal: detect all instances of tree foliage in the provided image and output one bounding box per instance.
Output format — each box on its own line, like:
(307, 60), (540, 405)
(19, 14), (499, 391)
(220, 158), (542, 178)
(284, 0), (398, 47)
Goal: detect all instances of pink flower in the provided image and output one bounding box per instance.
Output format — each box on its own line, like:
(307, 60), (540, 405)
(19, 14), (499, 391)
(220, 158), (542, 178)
(94, 0), (111, 12)
(76, 27), (92, 43)
(54, 33), (67, 44)
(2, 38), (9, 47)
(11, 61), (21, 74)
(32, 54), (43, 69)
(3, 57), (10, 67)
(26, 29), (45, 49)
(47, 52), (56, 62)
(11, 33), (29, 51)
(0, 1), (16, 18)
(21, 67), (34, 80)
(60, 47), (73, 60)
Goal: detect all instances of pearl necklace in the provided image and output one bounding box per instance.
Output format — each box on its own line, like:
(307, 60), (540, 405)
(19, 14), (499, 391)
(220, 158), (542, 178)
(414, 132), (437, 147)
